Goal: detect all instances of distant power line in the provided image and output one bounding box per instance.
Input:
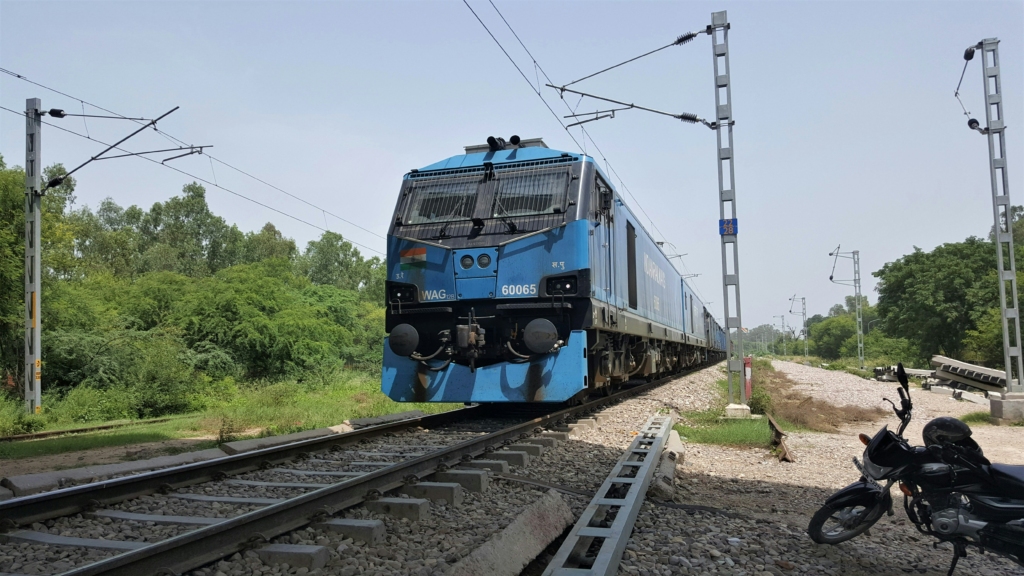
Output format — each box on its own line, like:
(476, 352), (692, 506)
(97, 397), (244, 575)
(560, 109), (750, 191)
(0, 104), (384, 257)
(0, 67), (386, 246)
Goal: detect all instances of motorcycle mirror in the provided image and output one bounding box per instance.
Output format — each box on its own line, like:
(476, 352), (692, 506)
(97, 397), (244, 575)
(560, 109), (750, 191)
(896, 363), (910, 395)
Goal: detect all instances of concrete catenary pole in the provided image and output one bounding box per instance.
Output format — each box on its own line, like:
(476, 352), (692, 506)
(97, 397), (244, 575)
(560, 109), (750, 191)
(24, 98), (43, 414)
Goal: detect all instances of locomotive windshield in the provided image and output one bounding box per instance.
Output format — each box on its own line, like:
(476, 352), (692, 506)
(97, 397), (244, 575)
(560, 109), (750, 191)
(491, 167), (569, 217)
(404, 174), (478, 225)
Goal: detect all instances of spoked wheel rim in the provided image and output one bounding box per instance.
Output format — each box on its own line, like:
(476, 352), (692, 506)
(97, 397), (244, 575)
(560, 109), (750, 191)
(808, 499), (885, 545)
(821, 505), (869, 538)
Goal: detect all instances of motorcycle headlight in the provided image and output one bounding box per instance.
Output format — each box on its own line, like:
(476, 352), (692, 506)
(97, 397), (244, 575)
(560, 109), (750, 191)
(861, 451), (892, 480)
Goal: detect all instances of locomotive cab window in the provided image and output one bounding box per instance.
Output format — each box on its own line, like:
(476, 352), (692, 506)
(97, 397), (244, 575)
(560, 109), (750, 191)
(404, 174), (479, 225)
(595, 175), (613, 216)
(491, 167), (569, 217)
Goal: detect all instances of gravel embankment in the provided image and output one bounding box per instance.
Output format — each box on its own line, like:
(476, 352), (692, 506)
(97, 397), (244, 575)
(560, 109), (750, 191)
(624, 361), (1024, 576)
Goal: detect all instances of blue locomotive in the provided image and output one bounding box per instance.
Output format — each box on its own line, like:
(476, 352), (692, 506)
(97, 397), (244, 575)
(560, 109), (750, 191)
(382, 136), (726, 403)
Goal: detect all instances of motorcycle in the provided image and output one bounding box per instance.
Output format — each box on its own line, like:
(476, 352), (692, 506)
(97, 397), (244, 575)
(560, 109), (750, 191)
(807, 363), (1024, 575)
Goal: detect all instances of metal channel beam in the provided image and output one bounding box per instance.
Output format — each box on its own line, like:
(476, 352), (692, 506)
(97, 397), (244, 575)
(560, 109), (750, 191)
(542, 414), (674, 576)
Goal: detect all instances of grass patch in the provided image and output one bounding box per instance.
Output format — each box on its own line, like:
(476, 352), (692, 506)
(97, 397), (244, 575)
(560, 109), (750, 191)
(675, 419), (771, 448)
(0, 418), (212, 460)
(199, 371), (457, 439)
(0, 369), (459, 461)
(673, 360), (887, 448)
(961, 411), (992, 425)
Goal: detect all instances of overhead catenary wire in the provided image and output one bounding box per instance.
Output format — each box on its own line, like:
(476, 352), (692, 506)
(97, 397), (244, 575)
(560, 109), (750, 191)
(0, 105), (384, 257)
(476, 0), (712, 305)
(0, 66), (386, 244)
(558, 30), (706, 89)
(478, 2), (663, 238)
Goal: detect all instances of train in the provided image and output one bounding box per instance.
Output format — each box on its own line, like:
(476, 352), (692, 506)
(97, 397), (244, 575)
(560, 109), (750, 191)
(381, 136), (727, 403)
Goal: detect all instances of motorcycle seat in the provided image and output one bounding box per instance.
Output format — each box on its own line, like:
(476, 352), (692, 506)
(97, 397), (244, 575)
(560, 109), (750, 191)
(990, 464), (1024, 491)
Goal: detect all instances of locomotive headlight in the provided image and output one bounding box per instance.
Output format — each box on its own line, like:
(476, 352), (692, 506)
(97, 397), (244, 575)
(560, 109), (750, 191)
(460, 255), (474, 269)
(477, 254), (491, 268)
(546, 275), (578, 296)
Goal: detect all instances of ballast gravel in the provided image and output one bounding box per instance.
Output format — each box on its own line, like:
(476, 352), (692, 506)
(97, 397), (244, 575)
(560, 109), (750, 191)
(184, 366), (724, 576)
(10, 362), (1020, 576)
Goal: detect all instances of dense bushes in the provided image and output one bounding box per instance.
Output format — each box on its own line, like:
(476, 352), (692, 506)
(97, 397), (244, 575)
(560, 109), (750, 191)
(0, 156), (387, 426)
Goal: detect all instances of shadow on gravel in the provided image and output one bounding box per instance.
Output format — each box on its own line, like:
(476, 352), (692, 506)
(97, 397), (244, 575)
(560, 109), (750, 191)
(642, 469), (1024, 576)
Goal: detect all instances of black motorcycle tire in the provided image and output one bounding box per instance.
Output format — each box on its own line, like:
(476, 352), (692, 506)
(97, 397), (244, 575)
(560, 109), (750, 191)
(808, 500), (886, 545)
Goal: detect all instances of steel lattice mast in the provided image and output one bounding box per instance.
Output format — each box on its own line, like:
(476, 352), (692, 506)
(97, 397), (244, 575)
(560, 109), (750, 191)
(711, 11), (746, 405)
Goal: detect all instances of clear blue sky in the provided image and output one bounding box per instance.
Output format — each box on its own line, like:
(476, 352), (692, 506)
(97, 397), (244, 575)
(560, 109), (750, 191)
(2, 0), (1021, 331)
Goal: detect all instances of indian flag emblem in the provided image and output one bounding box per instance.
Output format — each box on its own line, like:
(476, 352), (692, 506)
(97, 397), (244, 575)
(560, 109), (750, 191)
(400, 247), (427, 270)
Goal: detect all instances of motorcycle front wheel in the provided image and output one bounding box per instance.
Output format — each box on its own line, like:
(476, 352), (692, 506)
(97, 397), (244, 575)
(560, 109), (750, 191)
(808, 501), (886, 544)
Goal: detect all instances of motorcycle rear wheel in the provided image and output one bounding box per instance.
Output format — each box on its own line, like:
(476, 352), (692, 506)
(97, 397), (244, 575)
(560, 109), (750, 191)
(808, 501), (886, 544)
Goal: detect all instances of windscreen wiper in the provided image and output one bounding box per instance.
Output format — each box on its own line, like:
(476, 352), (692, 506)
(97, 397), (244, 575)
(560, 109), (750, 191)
(493, 198), (519, 234)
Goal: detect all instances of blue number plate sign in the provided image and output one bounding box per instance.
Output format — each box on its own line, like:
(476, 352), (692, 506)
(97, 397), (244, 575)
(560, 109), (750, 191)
(719, 218), (738, 236)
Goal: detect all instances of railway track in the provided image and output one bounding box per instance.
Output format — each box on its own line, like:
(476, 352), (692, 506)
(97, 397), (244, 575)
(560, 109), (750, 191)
(0, 371), (693, 576)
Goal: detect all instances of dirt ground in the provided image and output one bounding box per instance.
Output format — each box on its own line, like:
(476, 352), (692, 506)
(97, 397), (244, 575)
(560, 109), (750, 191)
(671, 374), (1024, 575)
(0, 437), (217, 477)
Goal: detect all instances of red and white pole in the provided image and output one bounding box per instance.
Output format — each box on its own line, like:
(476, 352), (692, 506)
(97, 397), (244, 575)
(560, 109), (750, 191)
(744, 356), (752, 403)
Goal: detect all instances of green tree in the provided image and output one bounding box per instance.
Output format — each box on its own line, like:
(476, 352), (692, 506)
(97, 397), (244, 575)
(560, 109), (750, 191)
(810, 315), (857, 360)
(874, 238), (997, 358)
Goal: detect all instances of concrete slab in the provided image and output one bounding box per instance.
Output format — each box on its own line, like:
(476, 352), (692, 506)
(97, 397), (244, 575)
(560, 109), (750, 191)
(539, 431), (569, 442)
(650, 430), (685, 499)
(491, 450), (530, 467)
(434, 470), (488, 493)
(459, 460), (509, 473)
(991, 396), (1024, 423)
(345, 410), (426, 429)
(364, 497), (429, 521)
(958, 390), (989, 405)
(0, 487), (14, 502)
(0, 448), (228, 497)
(85, 510), (222, 526)
(521, 437), (557, 448)
(930, 386), (955, 396)
(504, 443), (544, 457)
(400, 482), (463, 506)
(256, 544), (329, 569)
(1, 530), (147, 551)
(724, 403), (752, 419)
(220, 428), (342, 455)
(312, 518), (385, 543)
(448, 489), (573, 576)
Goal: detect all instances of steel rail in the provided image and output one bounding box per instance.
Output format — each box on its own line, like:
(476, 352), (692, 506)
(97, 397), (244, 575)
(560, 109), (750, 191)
(0, 408), (476, 526)
(60, 373), (683, 576)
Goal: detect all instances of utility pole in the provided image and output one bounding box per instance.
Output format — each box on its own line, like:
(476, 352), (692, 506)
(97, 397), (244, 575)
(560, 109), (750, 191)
(16, 101), (189, 414)
(829, 246), (865, 369)
(969, 39), (1024, 395)
(711, 11), (746, 407)
(790, 295), (808, 358)
(774, 315), (787, 356)
(24, 99), (43, 414)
